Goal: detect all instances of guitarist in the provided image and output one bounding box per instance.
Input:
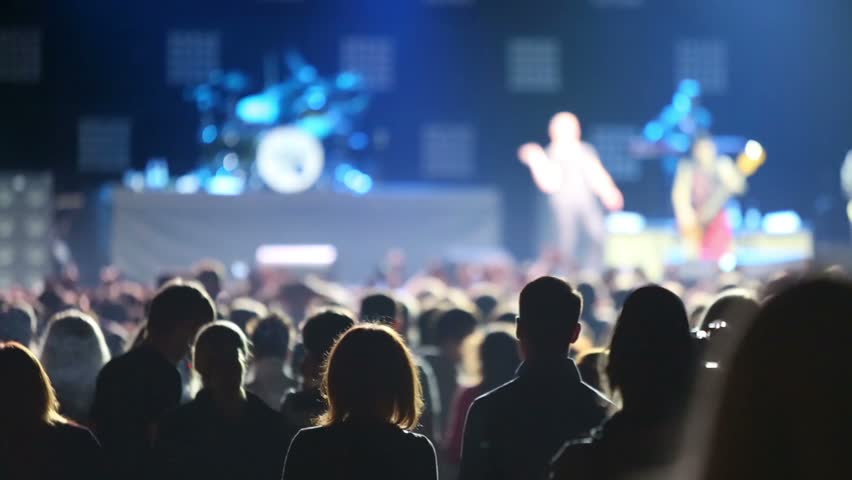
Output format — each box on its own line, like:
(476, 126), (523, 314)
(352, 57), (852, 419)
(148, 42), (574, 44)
(672, 136), (747, 261)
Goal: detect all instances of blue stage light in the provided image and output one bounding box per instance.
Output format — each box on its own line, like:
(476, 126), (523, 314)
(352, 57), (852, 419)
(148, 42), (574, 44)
(206, 173), (245, 196)
(672, 92), (691, 113)
(296, 115), (335, 139)
(678, 79), (701, 98)
(643, 122), (665, 142)
(305, 87), (328, 110)
(201, 124), (218, 144)
(348, 132), (369, 151)
(236, 93), (280, 124)
(667, 133), (691, 153)
(336, 72), (361, 90)
(145, 159), (170, 190)
(297, 65), (318, 83)
(661, 105), (681, 126)
(335, 163), (354, 182)
(347, 172), (373, 195)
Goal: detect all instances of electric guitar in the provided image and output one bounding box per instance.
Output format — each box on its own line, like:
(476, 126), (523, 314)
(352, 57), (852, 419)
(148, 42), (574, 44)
(681, 144), (766, 249)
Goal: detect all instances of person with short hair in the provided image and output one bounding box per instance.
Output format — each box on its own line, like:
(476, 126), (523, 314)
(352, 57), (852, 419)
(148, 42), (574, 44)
(281, 309), (356, 433)
(550, 285), (696, 480)
(247, 312), (297, 408)
(282, 324), (438, 480)
(0, 302), (37, 348)
(459, 276), (611, 480)
(155, 322), (290, 480)
(90, 279), (216, 479)
(40, 309), (111, 425)
(360, 292), (442, 441)
(0, 342), (105, 480)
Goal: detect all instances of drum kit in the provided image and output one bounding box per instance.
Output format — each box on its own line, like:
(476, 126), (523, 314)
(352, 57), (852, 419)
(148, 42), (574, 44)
(186, 52), (371, 194)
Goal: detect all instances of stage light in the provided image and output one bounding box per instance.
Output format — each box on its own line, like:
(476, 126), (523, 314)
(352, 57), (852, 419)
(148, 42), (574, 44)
(643, 121), (664, 142)
(348, 132), (369, 151)
(605, 211), (646, 234)
(661, 105), (680, 126)
(297, 65), (318, 83)
(744, 140), (764, 160)
(761, 210), (802, 235)
(726, 200), (743, 231)
(840, 150), (852, 198)
(305, 86), (328, 110)
(222, 153), (239, 172)
(145, 159), (170, 190)
(336, 72), (361, 90)
(205, 173), (245, 196)
(236, 93), (280, 124)
(668, 133), (691, 153)
(672, 92), (691, 113)
(256, 126), (324, 194)
(678, 79), (701, 98)
(718, 252), (737, 272)
(201, 124), (218, 144)
(123, 171), (145, 192)
(847, 201), (852, 223)
(256, 244), (338, 268)
(175, 174), (201, 194)
(744, 208), (762, 231)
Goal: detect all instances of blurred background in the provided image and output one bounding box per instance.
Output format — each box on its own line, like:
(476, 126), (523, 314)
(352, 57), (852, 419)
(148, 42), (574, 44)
(1, 0), (851, 286)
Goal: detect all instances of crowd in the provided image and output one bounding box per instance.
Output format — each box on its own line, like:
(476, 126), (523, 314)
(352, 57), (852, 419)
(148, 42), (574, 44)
(1, 253), (851, 480)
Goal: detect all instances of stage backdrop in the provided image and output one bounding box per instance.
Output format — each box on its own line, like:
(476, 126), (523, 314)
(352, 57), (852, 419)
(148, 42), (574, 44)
(111, 187), (502, 283)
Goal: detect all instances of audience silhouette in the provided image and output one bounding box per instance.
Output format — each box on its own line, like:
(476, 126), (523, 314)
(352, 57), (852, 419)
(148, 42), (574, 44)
(445, 327), (520, 464)
(551, 285), (696, 480)
(0, 342), (105, 480)
(246, 312), (297, 409)
(40, 309), (111, 425)
(281, 309), (356, 435)
(154, 321), (289, 480)
(699, 277), (852, 480)
(459, 276), (611, 480)
(282, 323), (438, 480)
(90, 279), (215, 479)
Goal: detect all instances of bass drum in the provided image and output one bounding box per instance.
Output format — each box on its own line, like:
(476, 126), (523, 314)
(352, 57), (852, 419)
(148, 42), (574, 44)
(255, 126), (325, 194)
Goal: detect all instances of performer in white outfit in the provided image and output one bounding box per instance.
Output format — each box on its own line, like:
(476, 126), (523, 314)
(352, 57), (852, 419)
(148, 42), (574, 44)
(519, 112), (624, 271)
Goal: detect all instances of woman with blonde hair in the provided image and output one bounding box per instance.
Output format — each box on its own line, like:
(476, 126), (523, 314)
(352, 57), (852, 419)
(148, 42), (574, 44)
(0, 341), (104, 479)
(40, 309), (111, 424)
(282, 323), (437, 480)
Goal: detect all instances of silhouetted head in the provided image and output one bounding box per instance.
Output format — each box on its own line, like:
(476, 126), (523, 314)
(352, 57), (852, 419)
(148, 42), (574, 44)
(41, 309), (110, 386)
(607, 285), (693, 409)
(319, 324), (423, 430)
(517, 276), (583, 361)
(700, 277), (852, 480)
(549, 112), (581, 143)
(194, 261), (225, 300)
(146, 279), (216, 363)
(577, 348), (608, 394)
(193, 321), (250, 394)
(700, 289), (759, 365)
(480, 328), (520, 391)
(0, 302), (37, 347)
(435, 308), (477, 358)
(0, 342), (63, 431)
(228, 297), (268, 333)
(301, 310), (356, 384)
(359, 292), (399, 326)
(249, 313), (292, 361)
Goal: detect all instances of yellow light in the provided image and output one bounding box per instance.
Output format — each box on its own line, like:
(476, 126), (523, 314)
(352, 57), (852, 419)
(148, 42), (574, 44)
(847, 200), (852, 222)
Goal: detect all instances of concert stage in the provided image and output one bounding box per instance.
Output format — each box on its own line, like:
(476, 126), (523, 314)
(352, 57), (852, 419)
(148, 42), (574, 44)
(110, 186), (503, 283)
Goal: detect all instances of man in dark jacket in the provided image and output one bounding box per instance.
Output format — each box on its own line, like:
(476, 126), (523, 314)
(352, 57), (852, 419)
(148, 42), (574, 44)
(459, 276), (611, 480)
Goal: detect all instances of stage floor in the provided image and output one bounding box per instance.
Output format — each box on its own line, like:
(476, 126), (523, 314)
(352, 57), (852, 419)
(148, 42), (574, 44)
(111, 186), (503, 283)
